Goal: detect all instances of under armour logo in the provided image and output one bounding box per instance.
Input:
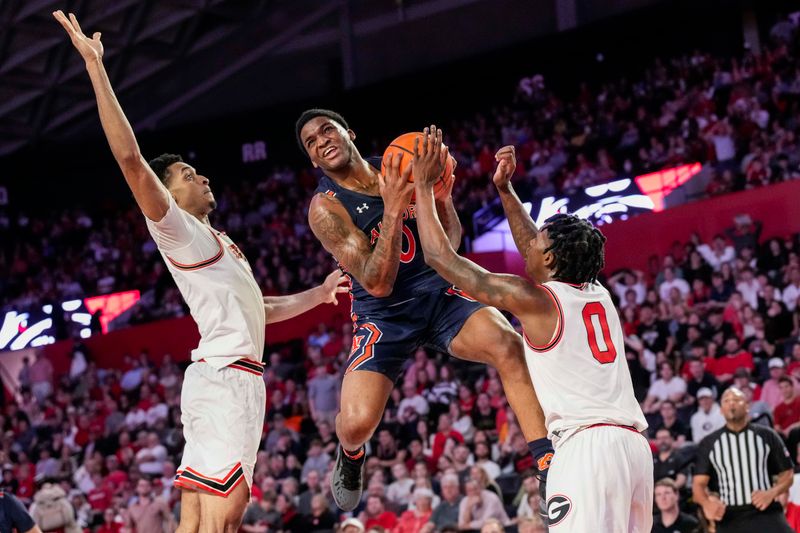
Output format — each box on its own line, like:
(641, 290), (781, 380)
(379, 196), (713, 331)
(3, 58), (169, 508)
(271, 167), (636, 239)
(356, 203), (369, 213)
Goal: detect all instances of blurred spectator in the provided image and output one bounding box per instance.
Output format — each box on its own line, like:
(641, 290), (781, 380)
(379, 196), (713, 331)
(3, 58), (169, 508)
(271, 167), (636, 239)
(125, 478), (174, 532)
(300, 439), (330, 483)
(774, 376), (800, 438)
(427, 473), (461, 530)
(306, 493), (336, 530)
(307, 365), (339, 426)
(394, 488), (434, 533)
(29, 351), (54, 403)
(359, 495), (397, 530)
(241, 491), (279, 532)
(762, 357), (799, 409)
(134, 433), (168, 476)
(690, 388), (726, 443)
(341, 517), (366, 533)
(386, 463), (415, 509)
(643, 363), (687, 415)
(458, 479), (509, 530)
(652, 478), (698, 533)
(653, 428), (688, 490)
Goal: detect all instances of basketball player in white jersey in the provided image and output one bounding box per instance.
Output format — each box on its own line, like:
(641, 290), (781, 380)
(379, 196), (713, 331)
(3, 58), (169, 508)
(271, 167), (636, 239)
(54, 11), (346, 532)
(413, 128), (652, 532)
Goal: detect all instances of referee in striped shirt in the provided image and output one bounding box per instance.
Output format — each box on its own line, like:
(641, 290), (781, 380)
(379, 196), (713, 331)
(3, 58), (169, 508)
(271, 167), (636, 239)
(692, 386), (794, 532)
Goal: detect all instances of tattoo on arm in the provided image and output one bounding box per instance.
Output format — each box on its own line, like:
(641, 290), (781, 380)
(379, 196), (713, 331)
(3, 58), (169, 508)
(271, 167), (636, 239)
(309, 195), (402, 295)
(497, 184), (538, 260)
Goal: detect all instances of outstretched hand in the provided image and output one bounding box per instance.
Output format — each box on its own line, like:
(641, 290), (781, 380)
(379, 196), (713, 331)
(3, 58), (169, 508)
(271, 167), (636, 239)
(321, 270), (349, 305)
(53, 10), (104, 63)
(492, 145), (517, 189)
(413, 125), (448, 190)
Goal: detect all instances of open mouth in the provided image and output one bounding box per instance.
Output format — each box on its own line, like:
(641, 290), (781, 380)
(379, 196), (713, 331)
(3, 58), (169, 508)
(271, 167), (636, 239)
(322, 146), (338, 159)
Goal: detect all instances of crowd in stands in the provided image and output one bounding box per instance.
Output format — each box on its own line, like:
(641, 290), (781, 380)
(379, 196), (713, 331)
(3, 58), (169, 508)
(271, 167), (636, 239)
(1, 11), (800, 533)
(2, 204), (799, 532)
(3, 15), (800, 331)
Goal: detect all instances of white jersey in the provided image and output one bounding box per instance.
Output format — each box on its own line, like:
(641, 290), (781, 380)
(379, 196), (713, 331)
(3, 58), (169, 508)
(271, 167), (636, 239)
(522, 280), (647, 447)
(145, 195), (265, 368)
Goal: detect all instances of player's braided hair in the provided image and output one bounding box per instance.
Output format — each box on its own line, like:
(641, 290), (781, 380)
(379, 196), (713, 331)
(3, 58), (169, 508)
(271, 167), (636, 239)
(148, 153), (183, 186)
(295, 109), (350, 153)
(542, 213), (606, 284)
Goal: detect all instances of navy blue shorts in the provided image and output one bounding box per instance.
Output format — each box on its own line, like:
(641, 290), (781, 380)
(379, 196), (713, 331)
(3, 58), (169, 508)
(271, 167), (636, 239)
(345, 285), (484, 382)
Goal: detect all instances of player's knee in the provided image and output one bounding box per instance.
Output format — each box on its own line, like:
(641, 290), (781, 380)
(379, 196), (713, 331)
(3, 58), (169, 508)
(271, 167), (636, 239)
(336, 409), (378, 446)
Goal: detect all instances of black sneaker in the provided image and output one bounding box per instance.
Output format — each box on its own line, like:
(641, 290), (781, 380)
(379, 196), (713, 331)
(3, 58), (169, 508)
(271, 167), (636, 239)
(331, 446), (365, 511)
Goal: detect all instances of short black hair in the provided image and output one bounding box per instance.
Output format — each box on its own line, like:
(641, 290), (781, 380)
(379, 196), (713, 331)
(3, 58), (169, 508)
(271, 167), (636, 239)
(542, 213), (606, 284)
(148, 153), (183, 186)
(294, 108), (349, 153)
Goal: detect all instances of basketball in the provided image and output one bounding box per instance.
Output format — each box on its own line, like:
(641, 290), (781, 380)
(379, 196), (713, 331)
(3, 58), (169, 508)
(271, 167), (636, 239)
(382, 132), (455, 199)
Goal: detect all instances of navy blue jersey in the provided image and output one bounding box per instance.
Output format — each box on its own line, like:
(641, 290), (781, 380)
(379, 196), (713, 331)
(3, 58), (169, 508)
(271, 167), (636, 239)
(0, 492), (35, 533)
(314, 157), (450, 314)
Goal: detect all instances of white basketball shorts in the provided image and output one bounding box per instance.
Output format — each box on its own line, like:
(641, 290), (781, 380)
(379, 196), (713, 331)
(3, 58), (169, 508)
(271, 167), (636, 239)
(174, 359), (266, 497)
(546, 424), (654, 532)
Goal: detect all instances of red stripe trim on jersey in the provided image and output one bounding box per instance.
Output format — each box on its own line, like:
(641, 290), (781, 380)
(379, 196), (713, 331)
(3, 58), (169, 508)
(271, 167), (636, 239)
(229, 359), (265, 375)
(198, 358), (264, 375)
(174, 463), (245, 496)
(166, 228), (224, 271)
(523, 284), (564, 352)
(184, 463), (243, 484)
(587, 423), (640, 434)
(174, 475), (245, 497)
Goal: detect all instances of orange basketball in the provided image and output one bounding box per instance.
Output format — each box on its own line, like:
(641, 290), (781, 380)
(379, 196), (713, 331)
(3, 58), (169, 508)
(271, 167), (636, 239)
(382, 132), (455, 199)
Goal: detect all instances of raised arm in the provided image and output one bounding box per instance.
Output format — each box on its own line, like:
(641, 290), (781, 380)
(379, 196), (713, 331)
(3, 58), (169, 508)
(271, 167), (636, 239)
(492, 145), (539, 262)
(308, 152), (413, 297)
(434, 158), (462, 248)
(264, 270), (348, 324)
(53, 11), (169, 221)
(412, 127), (549, 318)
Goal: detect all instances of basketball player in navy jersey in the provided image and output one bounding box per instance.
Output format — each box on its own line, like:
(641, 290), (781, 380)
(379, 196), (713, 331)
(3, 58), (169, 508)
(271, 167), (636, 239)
(296, 110), (552, 512)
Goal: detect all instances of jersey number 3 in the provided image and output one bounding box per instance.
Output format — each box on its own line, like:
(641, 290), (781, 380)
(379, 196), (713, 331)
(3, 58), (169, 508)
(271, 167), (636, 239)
(581, 302), (617, 364)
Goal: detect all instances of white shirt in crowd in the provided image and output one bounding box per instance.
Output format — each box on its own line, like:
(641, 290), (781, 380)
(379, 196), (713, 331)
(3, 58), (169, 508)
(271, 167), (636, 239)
(690, 402), (726, 442)
(659, 278), (690, 301)
(475, 459), (501, 480)
(737, 279), (760, 309)
(613, 281), (646, 305)
(386, 478), (416, 507)
(697, 243), (736, 271)
(784, 283), (800, 312)
(136, 444), (168, 475)
(648, 376), (687, 401)
(397, 394), (430, 417)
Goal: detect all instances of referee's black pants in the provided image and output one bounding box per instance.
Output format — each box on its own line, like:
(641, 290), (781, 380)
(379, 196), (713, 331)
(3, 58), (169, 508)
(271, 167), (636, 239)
(717, 509), (793, 533)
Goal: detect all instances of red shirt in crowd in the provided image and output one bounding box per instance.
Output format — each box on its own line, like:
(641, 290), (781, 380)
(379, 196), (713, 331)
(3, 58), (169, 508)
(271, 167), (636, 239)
(365, 511), (398, 529)
(96, 522), (122, 533)
(775, 396), (800, 432)
(707, 352), (754, 379)
(432, 430), (464, 462)
(87, 485), (113, 511)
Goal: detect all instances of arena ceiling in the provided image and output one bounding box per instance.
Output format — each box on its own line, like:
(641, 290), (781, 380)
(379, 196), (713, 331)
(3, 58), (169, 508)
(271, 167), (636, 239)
(0, 0), (659, 157)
